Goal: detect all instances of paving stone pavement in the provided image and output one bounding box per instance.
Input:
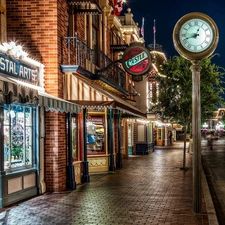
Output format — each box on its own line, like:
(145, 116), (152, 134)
(0, 142), (214, 225)
(201, 139), (225, 225)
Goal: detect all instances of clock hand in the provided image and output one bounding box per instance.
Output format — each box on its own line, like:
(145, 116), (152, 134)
(184, 33), (199, 40)
(193, 28), (200, 38)
(184, 27), (200, 40)
(193, 33), (200, 38)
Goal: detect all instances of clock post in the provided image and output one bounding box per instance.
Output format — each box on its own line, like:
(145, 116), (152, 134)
(173, 12), (219, 213)
(190, 60), (202, 213)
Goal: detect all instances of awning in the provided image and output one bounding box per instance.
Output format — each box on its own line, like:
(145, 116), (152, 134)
(68, 0), (99, 4)
(0, 74), (38, 104)
(67, 0), (102, 14)
(69, 77), (146, 118)
(72, 97), (146, 118)
(38, 91), (80, 113)
(0, 75), (80, 114)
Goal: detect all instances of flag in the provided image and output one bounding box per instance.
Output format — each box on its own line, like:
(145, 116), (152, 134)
(114, 0), (123, 16)
(153, 19), (156, 49)
(153, 19), (156, 33)
(141, 17), (145, 38)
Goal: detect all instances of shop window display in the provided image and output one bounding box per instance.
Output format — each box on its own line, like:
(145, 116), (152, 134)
(87, 115), (105, 154)
(4, 104), (35, 171)
(72, 117), (77, 158)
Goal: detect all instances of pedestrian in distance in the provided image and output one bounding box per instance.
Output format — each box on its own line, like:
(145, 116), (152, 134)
(169, 131), (173, 145)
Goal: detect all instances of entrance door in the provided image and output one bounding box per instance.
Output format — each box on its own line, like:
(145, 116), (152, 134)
(156, 128), (164, 146)
(128, 123), (134, 155)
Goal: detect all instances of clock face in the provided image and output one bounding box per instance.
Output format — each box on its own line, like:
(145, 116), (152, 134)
(173, 12), (219, 61)
(179, 18), (213, 53)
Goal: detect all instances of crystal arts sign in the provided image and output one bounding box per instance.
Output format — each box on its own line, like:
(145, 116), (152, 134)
(0, 53), (38, 84)
(122, 45), (151, 76)
(0, 42), (44, 86)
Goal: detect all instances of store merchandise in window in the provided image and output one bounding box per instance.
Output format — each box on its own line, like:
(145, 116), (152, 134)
(86, 115), (105, 154)
(72, 117), (77, 159)
(4, 104), (35, 171)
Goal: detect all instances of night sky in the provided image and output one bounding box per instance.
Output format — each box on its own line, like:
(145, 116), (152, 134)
(122, 0), (225, 68)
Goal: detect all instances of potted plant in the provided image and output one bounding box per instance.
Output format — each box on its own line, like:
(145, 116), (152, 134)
(12, 146), (23, 160)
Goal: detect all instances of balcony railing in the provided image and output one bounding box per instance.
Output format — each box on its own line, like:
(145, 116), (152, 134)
(62, 34), (126, 91)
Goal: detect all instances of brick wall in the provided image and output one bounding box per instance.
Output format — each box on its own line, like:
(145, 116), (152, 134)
(6, 0), (69, 192)
(6, 0), (68, 96)
(75, 14), (85, 41)
(44, 111), (67, 192)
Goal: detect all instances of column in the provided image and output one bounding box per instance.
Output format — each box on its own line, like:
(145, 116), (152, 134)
(190, 62), (202, 213)
(82, 108), (90, 183)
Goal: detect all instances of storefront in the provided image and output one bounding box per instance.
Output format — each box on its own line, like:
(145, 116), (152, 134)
(0, 42), (80, 207)
(63, 73), (146, 174)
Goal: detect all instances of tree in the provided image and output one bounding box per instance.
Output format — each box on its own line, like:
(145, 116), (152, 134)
(152, 54), (225, 169)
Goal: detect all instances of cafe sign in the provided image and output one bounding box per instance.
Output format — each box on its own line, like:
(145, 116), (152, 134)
(122, 45), (151, 76)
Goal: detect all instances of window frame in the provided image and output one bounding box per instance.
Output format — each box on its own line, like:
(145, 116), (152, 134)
(3, 103), (37, 172)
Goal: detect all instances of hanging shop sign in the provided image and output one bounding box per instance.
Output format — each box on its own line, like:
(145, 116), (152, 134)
(0, 42), (44, 86)
(122, 45), (151, 76)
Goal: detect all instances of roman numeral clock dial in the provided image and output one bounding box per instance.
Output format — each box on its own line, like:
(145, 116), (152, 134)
(180, 19), (212, 52)
(173, 12), (219, 61)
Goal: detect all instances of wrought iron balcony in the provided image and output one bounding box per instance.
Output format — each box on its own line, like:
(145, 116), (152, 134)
(61, 34), (127, 94)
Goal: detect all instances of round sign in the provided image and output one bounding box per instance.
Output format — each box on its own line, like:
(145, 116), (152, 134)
(122, 45), (152, 76)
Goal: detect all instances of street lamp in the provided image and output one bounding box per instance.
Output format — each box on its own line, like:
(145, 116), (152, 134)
(173, 12), (219, 213)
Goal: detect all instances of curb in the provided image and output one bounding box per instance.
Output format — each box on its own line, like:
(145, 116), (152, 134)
(202, 169), (219, 225)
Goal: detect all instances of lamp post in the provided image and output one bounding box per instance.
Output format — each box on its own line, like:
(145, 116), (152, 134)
(190, 61), (202, 212)
(173, 12), (219, 213)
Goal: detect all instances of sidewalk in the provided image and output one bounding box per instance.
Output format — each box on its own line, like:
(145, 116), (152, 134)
(0, 141), (217, 225)
(202, 140), (225, 225)
(155, 140), (189, 149)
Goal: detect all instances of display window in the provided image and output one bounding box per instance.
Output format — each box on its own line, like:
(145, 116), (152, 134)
(4, 103), (36, 171)
(86, 115), (105, 154)
(72, 116), (77, 159)
(128, 123), (133, 147)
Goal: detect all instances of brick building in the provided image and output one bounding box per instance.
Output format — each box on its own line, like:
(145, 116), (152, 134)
(0, 0), (154, 207)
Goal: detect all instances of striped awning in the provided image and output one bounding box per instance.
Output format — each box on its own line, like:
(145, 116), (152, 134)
(38, 91), (80, 113)
(66, 76), (146, 118)
(0, 75), (80, 114)
(0, 75), (38, 104)
(67, 0), (102, 14)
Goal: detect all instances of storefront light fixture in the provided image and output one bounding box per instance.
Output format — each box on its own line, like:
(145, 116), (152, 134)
(203, 122), (208, 129)
(2, 41), (28, 59)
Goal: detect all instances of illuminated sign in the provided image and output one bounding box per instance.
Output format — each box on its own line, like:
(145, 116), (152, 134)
(0, 42), (44, 86)
(0, 53), (38, 84)
(122, 45), (151, 76)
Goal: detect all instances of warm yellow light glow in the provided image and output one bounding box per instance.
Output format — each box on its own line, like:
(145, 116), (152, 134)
(136, 119), (149, 124)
